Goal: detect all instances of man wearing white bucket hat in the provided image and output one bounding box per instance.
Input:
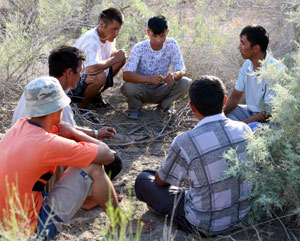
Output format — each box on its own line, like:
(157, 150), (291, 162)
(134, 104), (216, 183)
(0, 77), (154, 239)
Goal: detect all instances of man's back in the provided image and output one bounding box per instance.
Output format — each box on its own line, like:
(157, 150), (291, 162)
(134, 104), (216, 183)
(158, 114), (251, 233)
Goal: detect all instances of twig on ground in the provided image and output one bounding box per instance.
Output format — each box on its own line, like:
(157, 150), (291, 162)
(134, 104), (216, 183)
(272, 211), (292, 241)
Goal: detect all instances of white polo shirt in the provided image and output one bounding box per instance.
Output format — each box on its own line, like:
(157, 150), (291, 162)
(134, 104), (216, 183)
(235, 51), (282, 112)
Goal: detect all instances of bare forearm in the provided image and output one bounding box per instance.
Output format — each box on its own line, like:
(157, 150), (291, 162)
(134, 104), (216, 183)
(86, 57), (116, 74)
(173, 70), (185, 81)
(224, 90), (244, 115)
(76, 126), (95, 138)
(71, 128), (101, 144)
(123, 71), (151, 83)
(155, 172), (169, 186)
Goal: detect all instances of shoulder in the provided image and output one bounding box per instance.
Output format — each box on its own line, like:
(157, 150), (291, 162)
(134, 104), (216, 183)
(165, 38), (179, 47)
(224, 118), (252, 136)
(241, 59), (252, 69)
(133, 40), (149, 50)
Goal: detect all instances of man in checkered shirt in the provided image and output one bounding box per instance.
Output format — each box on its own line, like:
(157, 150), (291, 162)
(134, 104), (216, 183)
(135, 75), (252, 236)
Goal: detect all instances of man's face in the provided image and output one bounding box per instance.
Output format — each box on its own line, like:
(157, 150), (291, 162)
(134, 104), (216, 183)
(238, 35), (255, 60)
(69, 60), (83, 90)
(147, 29), (168, 51)
(99, 20), (122, 42)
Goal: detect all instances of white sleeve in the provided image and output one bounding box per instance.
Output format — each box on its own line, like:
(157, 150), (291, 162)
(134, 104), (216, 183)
(11, 93), (27, 127)
(170, 39), (186, 72)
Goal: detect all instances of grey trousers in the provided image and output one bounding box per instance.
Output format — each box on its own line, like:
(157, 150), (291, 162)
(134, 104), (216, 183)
(121, 77), (192, 110)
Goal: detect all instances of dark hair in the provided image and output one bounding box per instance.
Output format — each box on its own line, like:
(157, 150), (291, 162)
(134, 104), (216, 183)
(98, 8), (124, 25)
(48, 46), (86, 77)
(189, 75), (226, 116)
(240, 25), (269, 52)
(148, 15), (168, 35)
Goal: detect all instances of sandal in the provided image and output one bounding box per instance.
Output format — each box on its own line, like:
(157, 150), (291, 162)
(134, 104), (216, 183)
(126, 109), (141, 120)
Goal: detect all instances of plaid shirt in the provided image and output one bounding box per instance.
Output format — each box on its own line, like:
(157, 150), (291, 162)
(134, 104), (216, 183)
(157, 113), (251, 234)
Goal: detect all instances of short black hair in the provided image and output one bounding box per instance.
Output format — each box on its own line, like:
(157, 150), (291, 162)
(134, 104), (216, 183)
(240, 25), (269, 52)
(48, 46), (86, 77)
(98, 8), (124, 25)
(189, 75), (226, 116)
(148, 15), (168, 35)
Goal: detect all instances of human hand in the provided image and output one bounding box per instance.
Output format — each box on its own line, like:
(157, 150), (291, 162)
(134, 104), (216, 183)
(112, 49), (127, 63)
(98, 126), (116, 139)
(148, 75), (164, 84)
(253, 111), (271, 123)
(163, 72), (175, 84)
(55, 121), (78, 139)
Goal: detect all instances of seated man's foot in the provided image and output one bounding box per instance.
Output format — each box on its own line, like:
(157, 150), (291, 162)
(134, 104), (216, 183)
(91, 94), (111, 109)
(126, 109), (141, 120)
(82, 195), (124, 211)
(156, 105), (175, 115)
(78, 109), (100, 124)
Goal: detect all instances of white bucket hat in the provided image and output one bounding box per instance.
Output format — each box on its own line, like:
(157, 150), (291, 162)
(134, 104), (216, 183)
(25, 76), (71, 117)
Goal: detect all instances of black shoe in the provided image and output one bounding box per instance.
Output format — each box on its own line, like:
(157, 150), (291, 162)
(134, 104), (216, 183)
(91, 94), (111, 108)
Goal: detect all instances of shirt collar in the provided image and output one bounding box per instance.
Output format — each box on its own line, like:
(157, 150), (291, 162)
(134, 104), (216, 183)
(248, 51), (269, 72)
(193, 113), (226, 129)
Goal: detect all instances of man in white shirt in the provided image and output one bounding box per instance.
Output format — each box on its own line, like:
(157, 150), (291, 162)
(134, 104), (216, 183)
(122, 15), (192, 119)
(224, 25), (281, 124)
(71, 8), (126, 109)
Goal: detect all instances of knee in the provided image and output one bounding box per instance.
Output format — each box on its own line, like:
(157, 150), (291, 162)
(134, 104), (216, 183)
(96, 72), (106, 85)
(83, 163), (105, 181)
(177, 77), (192, 91)
(135, 171), (155, 193)
(121, 82), (138, 97)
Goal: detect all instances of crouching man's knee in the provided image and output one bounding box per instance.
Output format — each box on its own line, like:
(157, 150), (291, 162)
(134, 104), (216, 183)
(121, 82), (140, 98)
(82, 163), (106, 181)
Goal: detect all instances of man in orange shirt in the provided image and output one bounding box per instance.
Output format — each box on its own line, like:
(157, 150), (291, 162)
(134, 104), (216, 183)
(0, 77), (153, 239)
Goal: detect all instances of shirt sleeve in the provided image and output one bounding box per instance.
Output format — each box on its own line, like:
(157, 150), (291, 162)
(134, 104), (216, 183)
(124, 44), (141, 72)
(170, 39), (186, 72)
(42, 135), (98, 168)
(157, 137), (188, 186)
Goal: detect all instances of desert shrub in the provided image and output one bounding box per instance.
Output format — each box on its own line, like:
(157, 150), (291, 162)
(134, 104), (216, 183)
(225, 0), (300, 224)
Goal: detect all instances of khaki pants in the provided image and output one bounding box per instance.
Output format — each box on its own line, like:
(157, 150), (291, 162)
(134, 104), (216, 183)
(121, 77), (192, 110)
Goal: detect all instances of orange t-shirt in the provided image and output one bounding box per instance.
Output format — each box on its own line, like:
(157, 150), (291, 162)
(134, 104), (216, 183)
(0, 119), (98, 231)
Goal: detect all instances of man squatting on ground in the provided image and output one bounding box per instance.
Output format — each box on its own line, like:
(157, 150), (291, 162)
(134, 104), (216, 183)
(121, 15), (192, 119)
(135, 75), (252, 236)
(70, 8), (126, 110)
(0, 77), (154, 240)
(224, 25), (283, 126)
(11, 46), (122, 210)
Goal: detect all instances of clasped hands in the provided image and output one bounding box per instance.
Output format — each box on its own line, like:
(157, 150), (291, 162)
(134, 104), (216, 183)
(149, 72), (175, 84)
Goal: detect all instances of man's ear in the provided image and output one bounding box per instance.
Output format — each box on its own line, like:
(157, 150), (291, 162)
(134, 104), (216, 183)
(146, 29), (150, 37)
(99, 20), (105, 29)
(223, 95), (227, 107)
(190, 101), (196, 113)
(253, 44), (261, 54)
